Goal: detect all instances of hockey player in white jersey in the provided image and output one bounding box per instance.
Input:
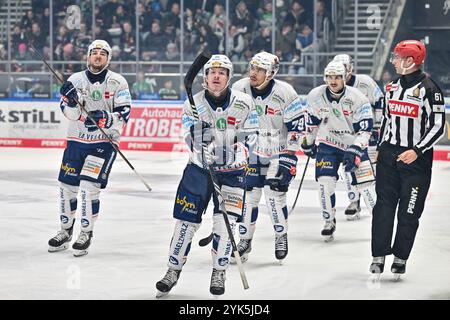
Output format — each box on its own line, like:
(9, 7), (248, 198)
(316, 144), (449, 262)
(155, 55), (254, 297)
(47, 40), (131, 257)
(232, 52), (305, 262)
(332, 54), (384, 220)
(302, 61), (377, 241)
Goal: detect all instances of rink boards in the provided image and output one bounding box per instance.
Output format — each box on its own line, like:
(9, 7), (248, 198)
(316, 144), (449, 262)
(0, 99), (449, 160)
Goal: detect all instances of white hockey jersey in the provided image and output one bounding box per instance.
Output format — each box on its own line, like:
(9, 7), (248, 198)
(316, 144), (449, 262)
(348, 74), (384, 127)
(60, 70), (131, 145)
(232, 78), (304, 157)
(182, 89), (255, 168)
(306, 85), (373, 151)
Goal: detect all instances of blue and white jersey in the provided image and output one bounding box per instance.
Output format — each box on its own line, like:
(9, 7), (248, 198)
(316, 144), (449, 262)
(306, 85), (373, 151)
(60, 69), (131, 146)
(182, 88), (255, 169)
(348, 74), (384, 128)
(232, 78), (305, 157)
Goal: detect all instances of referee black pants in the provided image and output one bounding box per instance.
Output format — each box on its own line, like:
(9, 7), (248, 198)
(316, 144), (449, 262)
(371, 143), (432, 260)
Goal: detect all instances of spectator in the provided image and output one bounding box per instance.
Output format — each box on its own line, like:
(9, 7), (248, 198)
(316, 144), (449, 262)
(380, 70), (393, 90)
(295, 24), (314, 51)
(277, 23), (296, 62)
(132, 71), (154, 98)
(142, 21), (168, 60)
(252, 27), (272, 53)
(209, 4), (226, 43)
(220, 25), (245, 61)
(231, 1), (254, 42)
(20, 10), (34, 32)
(284, 1), (310, 32)
(315, 0), (334, 40)
(257, 0), (274, 28)
(195, 24), (220, 54)
(120, 21), (136, 61)
(29, 22), (47, 52)
(162, 2), (181, 30)
(158, 79), (177, 96)
(11, 25), (26, 54)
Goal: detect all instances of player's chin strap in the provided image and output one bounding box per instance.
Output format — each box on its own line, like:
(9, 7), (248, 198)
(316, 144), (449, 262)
(399, 60), (416, 75)
(255, 73), (274, 91)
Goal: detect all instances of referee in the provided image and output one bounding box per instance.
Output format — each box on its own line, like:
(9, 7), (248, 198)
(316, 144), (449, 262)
(370, 40), (446, 276)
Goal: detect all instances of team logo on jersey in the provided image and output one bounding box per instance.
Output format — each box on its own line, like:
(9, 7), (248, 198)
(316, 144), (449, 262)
(104, 91), (114, 99)
(91, 90), (102, 101)
(216, 117), (227, 130)
(176, 195), (196, 212)
(255, 104), (263, 115)
(61, 163), (76, 176)
(316, 159), (333, 169)
(332, 108), (342, 118)
(386, 83), (399, 92)
(388, 100), (419, 118)
(227, 116), (236, 125)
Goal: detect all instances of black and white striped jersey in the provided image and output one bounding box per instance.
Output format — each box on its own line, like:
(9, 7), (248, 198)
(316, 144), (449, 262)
(379, 70), (445, 155)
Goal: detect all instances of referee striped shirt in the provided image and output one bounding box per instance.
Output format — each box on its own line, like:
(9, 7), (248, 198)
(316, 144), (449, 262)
(379, 70), (445, 155)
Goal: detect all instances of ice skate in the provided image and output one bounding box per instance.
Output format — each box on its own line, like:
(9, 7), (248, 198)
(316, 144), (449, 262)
(230, 239), (252, 264)
(345, 199), (361, 221)
(156, 268), (181, 298)
(275, 233), (288, 261)
(210, 268), (226, 296)
(72, 231), (93, 257)
(369, 256), (385, 281)
(391, 257), (406, 281)
(321, 219), (336, 242)
(48, 221), (74, 252)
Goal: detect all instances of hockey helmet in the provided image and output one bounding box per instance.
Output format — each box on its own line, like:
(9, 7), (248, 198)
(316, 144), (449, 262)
(392, 40), (426, 66)
(86, 39), (112, 73)
(203, 54), (233, 78)
(324, 61), (347, 81)
(333, 54), (353, 75)
(249, 51), (280, 78)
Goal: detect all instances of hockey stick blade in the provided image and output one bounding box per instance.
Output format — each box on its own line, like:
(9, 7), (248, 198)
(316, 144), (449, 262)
(198, 232), (213, 247)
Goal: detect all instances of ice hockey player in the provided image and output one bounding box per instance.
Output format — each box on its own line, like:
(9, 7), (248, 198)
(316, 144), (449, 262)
(302, 61), (377, 242)
(232, 51), (305, 263)
(370, 40), (445, 279)
(332, 54), (384, 220)
(48, 40), (131, 257)
(155, 54), (254, 297)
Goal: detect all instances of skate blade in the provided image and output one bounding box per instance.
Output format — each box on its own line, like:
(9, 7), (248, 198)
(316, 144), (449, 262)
(392, 274), (402, 281)
(323, 235), (334, 242)
(48, 242), (69, 252)
(156, 290), (169, 298)
(369, 273), (382, 282)
(346, 213), (360, 221)
(73, 249), (89, 257)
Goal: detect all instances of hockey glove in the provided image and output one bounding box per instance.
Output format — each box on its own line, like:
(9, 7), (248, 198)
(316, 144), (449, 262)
(343, 145), (364, 172)
(60, 81), (78, 108)
(84, 110), (113, 132)
(213, 142), (249, 171)
(189, 121), (213, 148)
(301, 140), (317, 159)
(267, 153), (298, 192)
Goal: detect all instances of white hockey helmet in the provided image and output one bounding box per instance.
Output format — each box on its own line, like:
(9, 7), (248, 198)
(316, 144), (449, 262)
(203, 54), (233, 78)
(333, 54), (353, 75)
(324, 61), (347, 81)
(86, 39), (112, 73)
(202, 54), (233, 92)
(249, 51), (280, 79)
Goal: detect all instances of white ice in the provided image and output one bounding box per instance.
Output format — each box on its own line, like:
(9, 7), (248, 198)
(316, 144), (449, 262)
(1, 148), (449, 300)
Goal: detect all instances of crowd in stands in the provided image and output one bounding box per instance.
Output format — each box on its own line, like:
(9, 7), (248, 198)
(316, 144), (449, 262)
(0, 0), (334, 96)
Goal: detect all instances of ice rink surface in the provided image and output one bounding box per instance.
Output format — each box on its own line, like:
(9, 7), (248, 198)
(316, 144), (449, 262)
(1, 148), (449, 300)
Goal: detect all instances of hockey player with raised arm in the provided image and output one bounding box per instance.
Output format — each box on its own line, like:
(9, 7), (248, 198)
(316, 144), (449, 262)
(332, 54), (384, 220)
(302, 61), (376, 242)
(47, 40), (131, 257)
(155, 55), (254, 297)
(232, 52), (305, 262)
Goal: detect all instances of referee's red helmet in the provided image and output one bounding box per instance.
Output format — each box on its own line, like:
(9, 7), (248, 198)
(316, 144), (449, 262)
(394, 40), (426, 65)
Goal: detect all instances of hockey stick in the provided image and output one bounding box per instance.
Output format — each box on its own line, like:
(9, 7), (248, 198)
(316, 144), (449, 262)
(28, 43), (152, 192)
(185, 50), (249, 290)
(290, 156), (310, 214)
